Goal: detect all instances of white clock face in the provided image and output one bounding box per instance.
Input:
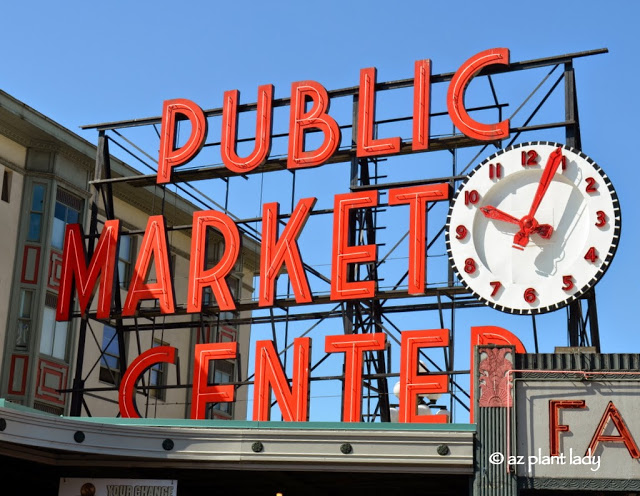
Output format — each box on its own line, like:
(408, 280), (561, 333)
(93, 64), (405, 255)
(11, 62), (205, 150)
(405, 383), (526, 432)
(446, 141), (621, 314)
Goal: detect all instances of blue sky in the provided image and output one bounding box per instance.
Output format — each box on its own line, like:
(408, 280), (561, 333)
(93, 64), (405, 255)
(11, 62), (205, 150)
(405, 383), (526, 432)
(2, 1), (638, 421)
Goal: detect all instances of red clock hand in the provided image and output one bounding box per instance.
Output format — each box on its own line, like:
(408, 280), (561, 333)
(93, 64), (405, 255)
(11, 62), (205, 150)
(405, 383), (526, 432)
(482, 206), (553, 239)
(480, 206), (519, 225)
(514, 147), (563, 247)
(527, 147), (563, 219)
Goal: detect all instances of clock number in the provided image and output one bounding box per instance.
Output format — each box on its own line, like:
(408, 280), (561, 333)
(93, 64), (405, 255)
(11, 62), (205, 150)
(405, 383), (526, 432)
(489, 163), (502, 180)
(595, 211), (607, 228)
(562, 275), (574, 291)
(464, 190), (480, 205)
(464, 258), (477, 274)
(455, 225), (468, 240)
(561, 155), (567, 171)
(521, 150), (538, 166)
(489, 281), (501, 297)
(584, 247), (598, 263)
(585, 177), (598, 194)
(523, 288), (537, 304)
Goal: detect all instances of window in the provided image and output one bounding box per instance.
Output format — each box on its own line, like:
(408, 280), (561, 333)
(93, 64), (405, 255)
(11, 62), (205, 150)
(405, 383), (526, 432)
(39, 293), (68, 360)
(2, 169), (11, 203)
(149, 339), (167, 401)
(51, 189), (82, 250)
(16, 289), (34, 350)
(99, 325), (122, 385)
(27, 184), (46, 242)
(118, 233), (133, 288)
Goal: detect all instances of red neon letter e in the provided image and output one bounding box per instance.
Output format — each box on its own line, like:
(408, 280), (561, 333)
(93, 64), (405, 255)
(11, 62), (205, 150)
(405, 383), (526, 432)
(157, 98), (207, 184)
(447, 48), (510, 141)
(399, 329), (449, 423)
(191, 342), (236, 420)
(331, 191), (378, 300)
(288, 81), (340, 170)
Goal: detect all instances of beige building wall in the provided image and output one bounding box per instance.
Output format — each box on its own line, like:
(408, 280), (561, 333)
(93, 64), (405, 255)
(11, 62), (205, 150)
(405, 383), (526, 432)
(0, 90), (257, 421)
(0, 135), (26, 376)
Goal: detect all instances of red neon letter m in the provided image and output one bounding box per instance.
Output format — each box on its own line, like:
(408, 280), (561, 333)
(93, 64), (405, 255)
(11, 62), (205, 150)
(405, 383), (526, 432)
(56, 220), (119, 321)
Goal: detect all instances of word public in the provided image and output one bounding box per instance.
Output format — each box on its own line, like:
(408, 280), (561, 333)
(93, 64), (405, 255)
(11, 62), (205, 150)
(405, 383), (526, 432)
(156, 48), (509, 182)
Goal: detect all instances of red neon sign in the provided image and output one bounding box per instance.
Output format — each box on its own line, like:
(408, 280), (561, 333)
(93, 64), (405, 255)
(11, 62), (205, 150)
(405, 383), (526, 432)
(56, 48), (525, 423)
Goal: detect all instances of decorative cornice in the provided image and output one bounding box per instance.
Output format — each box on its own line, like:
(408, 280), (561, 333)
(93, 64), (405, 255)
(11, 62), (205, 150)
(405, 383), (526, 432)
(0, 122), (94, 170)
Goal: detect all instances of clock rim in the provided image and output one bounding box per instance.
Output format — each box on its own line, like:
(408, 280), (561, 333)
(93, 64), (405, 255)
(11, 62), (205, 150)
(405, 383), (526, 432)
(444, 140), (622, 315)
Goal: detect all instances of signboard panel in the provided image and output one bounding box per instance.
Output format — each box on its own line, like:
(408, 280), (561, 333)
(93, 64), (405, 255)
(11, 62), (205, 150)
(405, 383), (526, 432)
(59, 478), (177, 496)
(515, 380), (640, 479)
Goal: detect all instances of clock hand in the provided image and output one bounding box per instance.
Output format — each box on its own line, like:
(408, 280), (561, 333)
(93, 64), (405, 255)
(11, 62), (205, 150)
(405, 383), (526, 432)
(514, 147), (563, 247)
(527, 147), (563, 219)
(480, 206), (519, 225)
(482, 205), (553, 238)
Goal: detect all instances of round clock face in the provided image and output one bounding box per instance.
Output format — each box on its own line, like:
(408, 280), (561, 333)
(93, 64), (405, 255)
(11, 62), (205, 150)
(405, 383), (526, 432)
(446, 141), (621, 314)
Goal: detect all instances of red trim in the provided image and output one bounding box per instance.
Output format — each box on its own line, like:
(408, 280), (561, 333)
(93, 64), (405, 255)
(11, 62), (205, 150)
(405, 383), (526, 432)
(219, 327), (237, 343)
(35, 358), (68, 405)
(8, 354), (29, 395)
(47, 249), (63, 291)
(21, 245), (40, 284)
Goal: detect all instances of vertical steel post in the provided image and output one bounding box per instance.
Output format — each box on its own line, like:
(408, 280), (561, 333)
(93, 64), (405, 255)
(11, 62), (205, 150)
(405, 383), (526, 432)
(564, 61), (601, 351)
(69, 132), (105, 416)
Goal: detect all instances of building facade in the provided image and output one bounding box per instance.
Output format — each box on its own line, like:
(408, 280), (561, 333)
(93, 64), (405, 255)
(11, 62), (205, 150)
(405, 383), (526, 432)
(0, 90), (258, 420)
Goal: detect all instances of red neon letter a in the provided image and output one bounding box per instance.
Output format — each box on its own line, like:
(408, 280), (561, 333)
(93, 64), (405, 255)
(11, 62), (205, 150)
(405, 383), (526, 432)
(56, 220), (119, 321)
(587, 401), (640, 458)
(122, 215), (175, 316)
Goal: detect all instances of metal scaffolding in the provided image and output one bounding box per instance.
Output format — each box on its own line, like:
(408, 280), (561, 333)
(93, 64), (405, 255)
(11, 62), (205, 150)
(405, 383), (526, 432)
(65, 48), (608, 421)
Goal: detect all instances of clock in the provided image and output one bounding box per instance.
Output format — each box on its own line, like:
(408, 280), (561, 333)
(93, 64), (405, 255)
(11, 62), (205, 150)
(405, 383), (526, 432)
(445, 141), (621, 314)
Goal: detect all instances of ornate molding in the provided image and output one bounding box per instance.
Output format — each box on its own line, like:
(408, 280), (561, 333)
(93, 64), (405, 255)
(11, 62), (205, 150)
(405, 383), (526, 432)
(478, 347), (514, 408)
(519, 476), (640, 491)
